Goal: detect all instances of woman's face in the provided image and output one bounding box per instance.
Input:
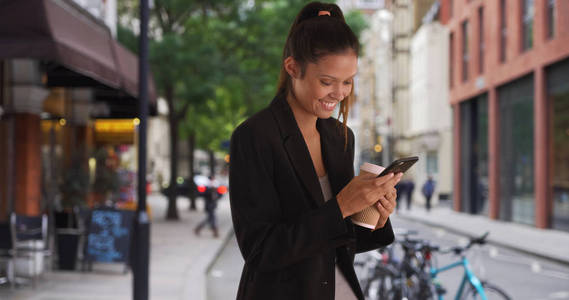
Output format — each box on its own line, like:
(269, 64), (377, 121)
(288, 51), (357, 120)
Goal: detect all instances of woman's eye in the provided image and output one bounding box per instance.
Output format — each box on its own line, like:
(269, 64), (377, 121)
(343, 81), (353, 85)
(320, 81), (332, 86)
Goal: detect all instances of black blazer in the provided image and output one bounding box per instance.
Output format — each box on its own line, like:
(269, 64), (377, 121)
(229, 93), (395, 300)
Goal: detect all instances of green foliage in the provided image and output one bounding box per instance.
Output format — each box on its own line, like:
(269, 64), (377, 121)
(92, 148), (120, 198)
(344, 9), (368, 40)
(118, 0), (367, 154)
(60, 160), (89, 209)
(178, 0), (311, 151)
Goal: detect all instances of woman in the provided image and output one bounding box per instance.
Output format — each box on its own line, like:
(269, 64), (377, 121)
(229, 2), (400, 299)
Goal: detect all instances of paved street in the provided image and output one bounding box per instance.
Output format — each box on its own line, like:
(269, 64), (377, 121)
(372, 216), (569, 300)
(206, 208), (569, 300)
(0, 193), (234, 300)
(2, 195), (568, 300)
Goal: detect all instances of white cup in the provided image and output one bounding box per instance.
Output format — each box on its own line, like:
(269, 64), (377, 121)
(350, 163), (385, 229)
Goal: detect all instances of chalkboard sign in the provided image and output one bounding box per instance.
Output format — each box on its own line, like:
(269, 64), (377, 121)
(85, 209), (134, 265)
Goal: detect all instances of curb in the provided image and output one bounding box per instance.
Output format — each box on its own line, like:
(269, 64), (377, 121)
(395, 213), (569, 267)
(205, 226), (235, 276)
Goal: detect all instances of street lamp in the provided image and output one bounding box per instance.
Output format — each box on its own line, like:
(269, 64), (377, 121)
(133, 0), (150, 299)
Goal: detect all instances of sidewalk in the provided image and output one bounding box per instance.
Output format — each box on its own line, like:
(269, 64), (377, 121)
(0, 193), (234, 300)
(395, 205), (569, 266)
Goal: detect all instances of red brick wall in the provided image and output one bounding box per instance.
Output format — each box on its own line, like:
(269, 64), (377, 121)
(14, 113), (42, 216)
(442, 0), (569, 227)
(443, 0), (569, 104)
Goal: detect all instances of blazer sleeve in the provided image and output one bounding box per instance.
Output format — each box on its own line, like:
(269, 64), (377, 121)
(345, 128), (395, 253)
(229, 125), (353, 273)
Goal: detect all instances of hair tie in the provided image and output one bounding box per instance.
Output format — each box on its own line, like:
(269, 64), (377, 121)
(318, 10), (331, 16)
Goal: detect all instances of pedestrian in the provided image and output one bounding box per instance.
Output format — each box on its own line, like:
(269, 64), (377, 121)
(406, 179), (415, 210)
(194, 176), (219, 238)
(395, 180), (407, 213)
(422, 176), (436, 212)
(229, 2), (399, 299)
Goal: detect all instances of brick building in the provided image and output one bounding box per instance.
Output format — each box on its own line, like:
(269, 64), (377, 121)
(441, 0), (569, 230)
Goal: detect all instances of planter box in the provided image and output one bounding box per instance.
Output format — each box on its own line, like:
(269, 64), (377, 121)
(56, 229), (81, 271)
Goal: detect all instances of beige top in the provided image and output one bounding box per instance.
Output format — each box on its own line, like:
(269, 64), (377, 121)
(318, 175), (358, 300)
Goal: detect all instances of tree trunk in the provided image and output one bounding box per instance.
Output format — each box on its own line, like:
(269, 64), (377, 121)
(208, 150), (215, 178)
(166, 85), (179, 220)
(187, 132), (197, 210)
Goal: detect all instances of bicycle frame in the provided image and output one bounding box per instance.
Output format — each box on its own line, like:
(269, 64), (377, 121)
(429, 256), (488, 300)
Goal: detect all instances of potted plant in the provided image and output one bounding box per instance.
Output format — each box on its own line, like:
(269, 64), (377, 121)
(56, 155), (90, 270)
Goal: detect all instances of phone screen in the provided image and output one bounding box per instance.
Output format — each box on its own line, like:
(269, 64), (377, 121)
(377, 156), (419, 177)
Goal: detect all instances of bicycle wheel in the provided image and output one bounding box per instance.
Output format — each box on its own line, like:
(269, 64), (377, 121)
(462, 281), (512, 300)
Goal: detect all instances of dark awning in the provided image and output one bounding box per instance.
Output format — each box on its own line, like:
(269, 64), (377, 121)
(113, 41), (157, 104)
(0, 0), (157, 108)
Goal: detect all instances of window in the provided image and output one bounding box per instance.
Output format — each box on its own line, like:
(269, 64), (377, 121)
(499, 75), (535, 225)
(450, 32), (454, 88)
(547, 0), (555, 39)
(426, 152), (438, 176)
(462, 20), (469, 82)
(478, 7), (485, 74)
(500, 0), (507, 62)
(548, 58), (569, 231)
(521, 0), (534, 51)
(460, 94), (488, 215)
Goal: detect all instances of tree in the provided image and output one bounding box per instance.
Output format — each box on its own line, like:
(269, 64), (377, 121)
(118, 0), (232, 220)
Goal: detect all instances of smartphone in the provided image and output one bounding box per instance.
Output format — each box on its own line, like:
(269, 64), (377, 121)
(377, 156), (419, 177)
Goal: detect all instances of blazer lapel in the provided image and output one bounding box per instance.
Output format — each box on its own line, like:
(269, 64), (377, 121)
(270, 94), (326, 207)
(318, 119), (352, 198)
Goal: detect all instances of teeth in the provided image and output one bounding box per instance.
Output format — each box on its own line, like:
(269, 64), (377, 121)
(322, 101), (336, 110)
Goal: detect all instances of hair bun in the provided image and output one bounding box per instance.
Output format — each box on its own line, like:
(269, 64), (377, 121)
(294, 1), (346, 26)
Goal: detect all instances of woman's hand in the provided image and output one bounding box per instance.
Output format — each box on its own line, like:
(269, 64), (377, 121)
(373, 186), (397, 230)
(336, 172), (402, 218)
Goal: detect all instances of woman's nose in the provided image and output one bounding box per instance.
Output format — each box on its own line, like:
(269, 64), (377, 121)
(330, 84), (344, 100)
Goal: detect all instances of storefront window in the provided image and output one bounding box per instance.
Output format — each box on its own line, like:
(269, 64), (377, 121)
(499, 75), (535, 225)
(548, 58), (569, 232)
(460, 94), (488, 215)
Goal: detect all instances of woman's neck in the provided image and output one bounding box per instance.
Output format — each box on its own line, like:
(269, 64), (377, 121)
(286, 93), (318, 137)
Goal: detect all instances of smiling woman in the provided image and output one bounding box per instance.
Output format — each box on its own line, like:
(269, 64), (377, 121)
(229, 2), (399, 300)
(285, 53), (357, 119)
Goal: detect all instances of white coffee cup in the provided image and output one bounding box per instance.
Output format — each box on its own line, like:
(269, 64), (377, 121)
(350, 163), (385, 229)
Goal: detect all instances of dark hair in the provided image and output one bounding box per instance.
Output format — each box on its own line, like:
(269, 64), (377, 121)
(277, 2), (359, 145)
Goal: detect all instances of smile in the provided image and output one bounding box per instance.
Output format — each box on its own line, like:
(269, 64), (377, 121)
(319, 100), (337, 111)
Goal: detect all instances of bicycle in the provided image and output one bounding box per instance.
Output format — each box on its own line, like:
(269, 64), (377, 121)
(357, 229), (430, 300)
(422, 232), (512, 300)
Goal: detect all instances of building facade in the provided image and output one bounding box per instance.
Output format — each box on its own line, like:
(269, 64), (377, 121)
(0, 0), (156, 218)
(441, 0), (569, 230)
(409, 19), (453, 205)
(337, 0), (386, 15)
(355, 9), (394, 170)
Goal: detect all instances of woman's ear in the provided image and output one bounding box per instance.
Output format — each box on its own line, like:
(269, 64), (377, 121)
(284, 56), (300, 79)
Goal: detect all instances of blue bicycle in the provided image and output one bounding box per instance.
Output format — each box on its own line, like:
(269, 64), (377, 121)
(424, 232), (511, 300)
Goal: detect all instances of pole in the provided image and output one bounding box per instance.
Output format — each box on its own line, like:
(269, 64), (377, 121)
(133, 0), (150, 298)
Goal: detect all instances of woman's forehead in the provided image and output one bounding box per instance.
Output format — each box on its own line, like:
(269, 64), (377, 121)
(309, 53), (358, 79)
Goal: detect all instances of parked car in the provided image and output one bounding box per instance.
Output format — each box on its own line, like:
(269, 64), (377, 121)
(161, 175), (227, 198)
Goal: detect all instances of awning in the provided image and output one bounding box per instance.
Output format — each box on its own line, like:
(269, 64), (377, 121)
(0, 0), (157, 109)
(113, 42), (157, 104)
